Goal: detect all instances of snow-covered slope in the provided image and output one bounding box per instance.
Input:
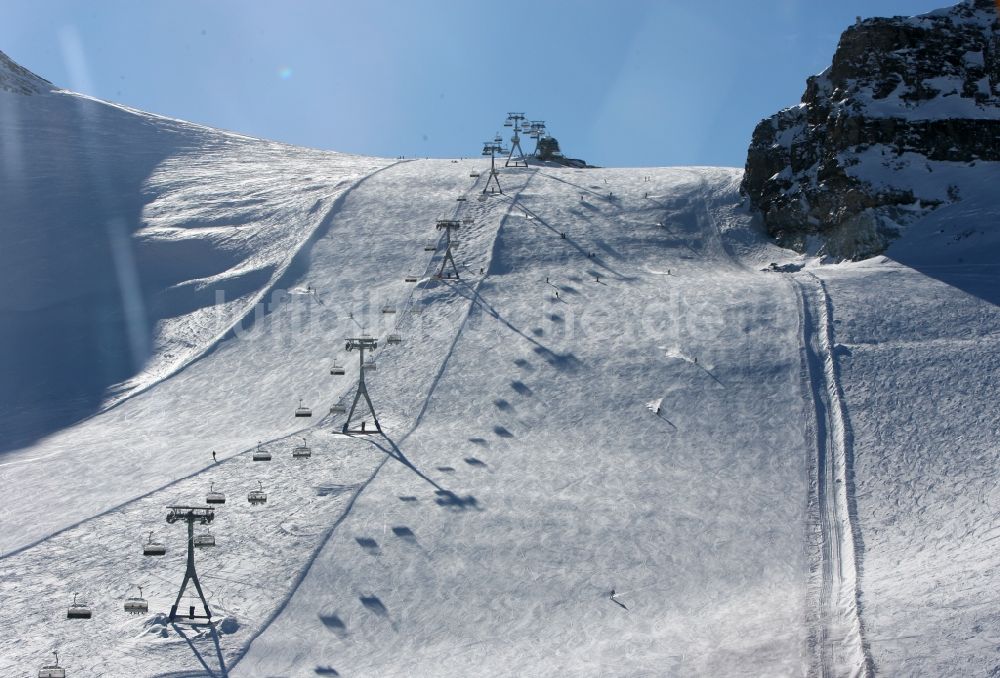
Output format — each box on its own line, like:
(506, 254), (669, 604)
(0, 51), (388, 454)
(2, 38), (1000, 678)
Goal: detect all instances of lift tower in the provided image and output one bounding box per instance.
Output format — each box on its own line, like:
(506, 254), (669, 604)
(481, 140), (503, 194)
(342, 336), (381, 434)
(504, 113), (528, 167)
(527, 121), (546, 156)
(165, 505), (215, 624)
(435, 219), (461, 279)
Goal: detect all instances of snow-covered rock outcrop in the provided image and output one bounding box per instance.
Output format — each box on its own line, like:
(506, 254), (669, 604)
(741, 0), (1000, 259)
(0, 49), (51, 95)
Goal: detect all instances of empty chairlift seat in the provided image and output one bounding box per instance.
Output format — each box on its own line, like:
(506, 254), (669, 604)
(124, 586), (148, 615)
(470, 171), (480, 178)
(205, 483), (225, 505)
(38, 652), (65, 678)
(386, 334), (402, 345)
(330, 360), (346, 376)
(462, 217), (473, 224)
(193, 530), (216, 548)
(292, 437), (311, 459)
(294, 399), (312, 417)
(248, 481), (267, 505)
(143, 532), (166, 557)
(330, 403), (346, 414)
(381, 304), (396, 314)
(424, 241), (437, 251)
(363, 358), (377, 372)
(66, 593), (91, 620)
(404, 275), (418, 283)
(253, 443), (272, 462)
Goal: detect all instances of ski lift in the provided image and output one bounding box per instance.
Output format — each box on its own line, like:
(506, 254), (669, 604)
(330, 360), (346, 376)
(462, 217), (473, 224)
(124, 585), (148, 615)
(386, 333), (402, 345)
(66, 593), (91, 620)
(292, 437), (311, 459)
(424, 241), (437, 251)
(205, 483), (226, 505)
(193, 528), (215, 548)
(404, 275), (418, 282)
(143, 531), (166, 557)
(381, 304), (396, 314)
(330, 403), (346, 414)
(248, 481), (267, 505)
(503, 120), (513, 127)
(252, 442), (272, 462)
(456, 196), (467, 202)
(294, 399), (312, 417)
(470, 171), (480, 178)
(362, 358), (377, 372)
(38, 651), (65, 678)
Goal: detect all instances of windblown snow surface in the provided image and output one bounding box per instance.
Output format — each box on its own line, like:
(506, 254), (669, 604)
(2, 57), (1000, 678)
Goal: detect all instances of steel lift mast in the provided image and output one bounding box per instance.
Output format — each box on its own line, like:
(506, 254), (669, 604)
(342, 336), (381, 434)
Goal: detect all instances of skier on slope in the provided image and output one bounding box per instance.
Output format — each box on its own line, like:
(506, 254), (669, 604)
(212, 450), (217, 463)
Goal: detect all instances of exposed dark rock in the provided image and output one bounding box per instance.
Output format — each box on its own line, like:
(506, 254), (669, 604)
(742, 0), (1000, 259)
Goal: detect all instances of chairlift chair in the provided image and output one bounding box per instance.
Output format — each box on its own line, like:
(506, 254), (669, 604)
(193, 529), (215, 548)
(363, 358), (377, 372)
(456, 196), (467, 202)
(292, 437), (312, 459)
(252, 442), (272, 462)
(330, 403), (346, 414)
(330, 360), (346, 376)
(38, 651), (65, 678)
(124, 585), (148, 615)
(205, 483), (226, 505)
(424, 241), (437, 251)
(386, 333), (402, 344)
(143, 531), (166, 557)
(381, 304), (396, 314)
(248, 481), (268, 505)
(66, 593), (91, 620)
(295, 399), (312, 417)
(470, 171), (480, 177)
(404, 275), (418, 283)
(462, 217), (473, 224)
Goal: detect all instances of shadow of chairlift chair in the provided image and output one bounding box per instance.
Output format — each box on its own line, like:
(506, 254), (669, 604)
(193, 528), (215, 548)
(330, 403), (347, 415)
(292, 437), (311, 459)
(124, 585), (148, 615)
(294, 398), (312, 417)
(381, 304), (396, 314)
(38, 651), (65, 678)
(143, 531), (166, 557)
(205, 482), (225, 505)
(386, 333), (402, 345)
(462, 217), (473, 224)
(66, 593), (91, 620)
(253, 442), (272, 462)
(330, 359), (346, 376)
(404, 274), (418, 282)
(248, 481), (268, 506)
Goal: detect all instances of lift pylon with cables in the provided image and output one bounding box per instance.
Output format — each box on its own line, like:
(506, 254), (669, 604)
(504, 112), (528, 167)
(481, 140), (503, 195)
(342, 336), (381, 434)
(164, 505), (216, 624)
(435, 219), (461, 279)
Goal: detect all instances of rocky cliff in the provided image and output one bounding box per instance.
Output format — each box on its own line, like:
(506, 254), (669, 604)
(741, 0), (1000, 259)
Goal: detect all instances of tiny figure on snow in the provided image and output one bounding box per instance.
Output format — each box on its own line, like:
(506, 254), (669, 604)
(610, 589), (628, 610)
(212, 450), (217, 463)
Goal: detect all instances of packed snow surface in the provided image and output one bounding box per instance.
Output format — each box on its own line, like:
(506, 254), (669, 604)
(2, 49), (1000, 678)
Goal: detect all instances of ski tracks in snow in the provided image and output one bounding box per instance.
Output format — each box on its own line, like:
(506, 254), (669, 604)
(794, 273), (872, 678)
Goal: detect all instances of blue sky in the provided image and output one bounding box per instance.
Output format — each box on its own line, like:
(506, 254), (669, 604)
(2, 1), (949, 167)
